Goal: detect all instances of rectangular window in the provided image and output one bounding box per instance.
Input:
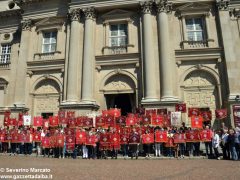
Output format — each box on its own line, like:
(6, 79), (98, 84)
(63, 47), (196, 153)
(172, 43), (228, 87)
(0, 44), (11, 64)
(109, 24), (128, 47)
(42, 32), (57, 53)
(186, 18), (205, 41)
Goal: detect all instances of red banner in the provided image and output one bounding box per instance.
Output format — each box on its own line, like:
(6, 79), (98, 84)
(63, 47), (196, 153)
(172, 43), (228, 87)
(56, 135), (64, 147)
(66, 143), (75, 150)
(11, 133), (19, 143)
(155, 130), (168, 143)
(142, 133), (154, 144)
(18, 113), (24, 127)
(185, 130), (200, 142)
(64, 128), (75, 136)
(75, 130), (86, 145)
(67, 111), (75, 118)
(152, 114), (164, 126)
(66, 135), (75, 144)
(109, 108), (121, 118)
(191, 116), (203, 129)
(43, 119), (49, 129)
(200, 130), (212, 142)
(175, 104), (187, 113)
(110, 133), (120, 148)
(42, 137), (50, 148)
(233, 105), (240, 127)
(86, 135), (97, 146)
(4, 111), (11, 126)
(126, 116), (136, 126)
(76, 117), (84, 127)
(104, 116), (115, 127)
(49, 116), (59, 127)
(129, 133), (140, 144)
(68, 118), (76, 128)
(201, 111), (212, 121)
(116, 116), (126, 125)
(215, 109), (227, 120)
(0, 134), (6, 142)
(188, 108), (200, 117)
(157, 109), (168, 115)
(33, 131), (41, 142)
(83, 117), (93, 128)
(58, 111), (66, 124)
(142, 115), (151, 126)
(173, 133), (185, 143)
(33, 116), (43, 127)
(120, 134), (129, 144)
(8, 118), (17, 126)
(145, 109), (157, 116)
(96, 116), (105, 127)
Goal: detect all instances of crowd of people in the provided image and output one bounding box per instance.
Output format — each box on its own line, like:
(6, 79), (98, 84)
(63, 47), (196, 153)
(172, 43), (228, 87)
(0, 122), (239, 161)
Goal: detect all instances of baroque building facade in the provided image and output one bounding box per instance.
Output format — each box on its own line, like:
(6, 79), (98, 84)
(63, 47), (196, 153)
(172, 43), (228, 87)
(0, 0), (240, 128)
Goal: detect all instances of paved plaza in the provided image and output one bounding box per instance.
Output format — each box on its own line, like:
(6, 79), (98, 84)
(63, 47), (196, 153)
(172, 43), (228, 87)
(0, 155), (239, 180)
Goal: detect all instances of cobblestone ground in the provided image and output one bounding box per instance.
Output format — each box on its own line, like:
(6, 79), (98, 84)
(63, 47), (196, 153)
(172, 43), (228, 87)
(0, 155), (240, 180)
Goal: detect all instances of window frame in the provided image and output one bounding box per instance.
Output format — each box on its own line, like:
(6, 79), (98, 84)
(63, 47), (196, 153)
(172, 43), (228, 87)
(185, 17), (205, 42)
(0, 44), (11, 64)
(41, 31), (57, 53)
(109, 23), (128, 47)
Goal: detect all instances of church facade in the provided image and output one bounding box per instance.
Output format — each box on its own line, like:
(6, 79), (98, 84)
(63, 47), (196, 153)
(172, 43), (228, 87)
(0, 0), (240, 128)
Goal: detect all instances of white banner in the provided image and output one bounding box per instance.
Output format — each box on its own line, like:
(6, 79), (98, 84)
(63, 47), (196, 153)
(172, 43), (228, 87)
(23, 115), (31, 126)
(171, 112), (182, 127)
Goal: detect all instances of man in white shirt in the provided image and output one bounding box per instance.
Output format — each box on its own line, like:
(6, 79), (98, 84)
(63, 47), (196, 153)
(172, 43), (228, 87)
(212, 130), (220, 160)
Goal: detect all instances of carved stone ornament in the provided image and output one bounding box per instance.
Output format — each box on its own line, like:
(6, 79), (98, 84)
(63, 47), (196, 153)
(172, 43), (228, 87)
(21, 19), (33, 31)
(82, 7), (96, 20)
(216, 0), (230, 10)
(230, 8), (240, 18)
(156, 0), (172, 13)
(69, 9), (81, 21)
(140, 1), (153, 14)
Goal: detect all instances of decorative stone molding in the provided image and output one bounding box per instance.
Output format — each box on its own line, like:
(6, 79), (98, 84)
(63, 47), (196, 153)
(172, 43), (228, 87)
(140, 1), (153, 14)
(82, 7), (96, 20)
(155, 0), (172, 14)
(216, 0), (230, 11)
(69, 9), (81, 21)
(230, 8), (240, 18)
(21, 19), (33, 31)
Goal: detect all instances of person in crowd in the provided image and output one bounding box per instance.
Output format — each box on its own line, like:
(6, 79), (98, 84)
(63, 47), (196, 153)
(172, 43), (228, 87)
(212, 130), (220, 160)
(129, 127), (139, 159)
(166, 127), (175, 157)
(154, 127), (162, 157)
(220, 128), (230, 160)
(227, 129), (238, 161)
(178, 128), (186, 158)
(186, 127), (194, 157)
(234, 127), (240, 160)
(204, 125), (213, 158)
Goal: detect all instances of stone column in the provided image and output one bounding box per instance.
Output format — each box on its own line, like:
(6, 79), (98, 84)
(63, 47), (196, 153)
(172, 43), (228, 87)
(66, 9), (81, 103)
(81, 7), (96, 102)
(14, 20), (32, 107)
(140, 1), (158, 102)
(156, 0), (176, 100)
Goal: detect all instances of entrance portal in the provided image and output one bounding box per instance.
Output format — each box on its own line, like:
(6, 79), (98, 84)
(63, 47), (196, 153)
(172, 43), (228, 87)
(105, 94), (133, 116)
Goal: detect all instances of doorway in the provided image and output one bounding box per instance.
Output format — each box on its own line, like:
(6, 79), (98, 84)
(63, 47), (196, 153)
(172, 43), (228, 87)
(105, 93), (134, 116)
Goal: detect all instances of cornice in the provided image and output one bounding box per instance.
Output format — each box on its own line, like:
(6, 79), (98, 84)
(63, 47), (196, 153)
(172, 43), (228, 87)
(0, 9), (22, 18)
(14, 0), (50, 6)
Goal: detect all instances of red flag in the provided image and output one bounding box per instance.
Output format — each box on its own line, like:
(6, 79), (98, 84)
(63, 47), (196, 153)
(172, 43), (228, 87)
(64, 128), (75, 136)
(104, 116), (115, 127)
(200, 129), (212, 142)
(129, 132), (140, 144)
(66, 135), (75, 144)
(76, 117), (84, 127)
(215, 109), (227, 119)
(109, 108), (121, 118)
(142, 133), (154, 144)
(110, 133), (120, 149)
(68, 118), (76, 128)
(126, 116), (137, 126)
(33, 131), (41, 142)
(142, 115), (151, 126)
(56, 135), (64, 147)
(116, 116), (126, 125)
(186, 130), (200, 142)
(120, 133), (129, 144)
(201, 111), (212, 121)
(163, 114), (171, 127)
(66, 143), (75, 150)
(23, 133), (33, 143)
(58, 110), (66, 124)
(155, 130), (168, 143)
(151, 114), (164, 126)
(175, 104), (187, 113)
(188, 108), (200, 117)
(191, 116), (203, 129)
(86, 134), (97, 146)
(173, 133), (185, 143)
(67, 111), (75, 118)
(11, 132), (19, 143)
(165, 138), (175, 147)
(43, 119), (49, 129)
(4, 111), (11, 126)
(145, 109), (157, 116)
(157, 109), (168, 115)
(136, 107), (145, 115)
(0, 133), (6, 142)
(42, 137), (50, 148)
(100, 133), (110, 149)
(8, 118), (17, 126)
(233, 105), (240, 127)
(18, 113), (24, 127)
(102, 110), (109, 117)
(83, 117), (93, 128)
(49, 116), (59, 127)
(75, 130), (86, 145)
(33, 116), (43, 127)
